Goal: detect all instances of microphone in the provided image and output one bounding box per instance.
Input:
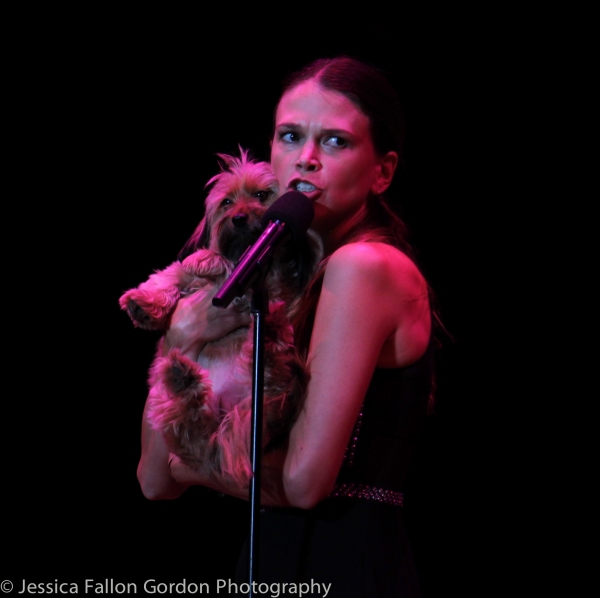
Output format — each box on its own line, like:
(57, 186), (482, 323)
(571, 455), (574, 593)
(212, 191), (314, 308)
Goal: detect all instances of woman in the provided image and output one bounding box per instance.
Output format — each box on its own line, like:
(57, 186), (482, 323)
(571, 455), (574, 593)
(137, 56), (436, 596)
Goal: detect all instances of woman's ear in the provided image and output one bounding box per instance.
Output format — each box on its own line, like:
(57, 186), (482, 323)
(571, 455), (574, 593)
(371, 151), (399, 195)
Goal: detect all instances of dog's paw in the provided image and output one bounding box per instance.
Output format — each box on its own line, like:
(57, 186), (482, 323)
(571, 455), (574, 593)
(147, 350), (219, 464)
(181, 249), (232, 280)
(165, 351), (207, 395)
(149, 349), (210, 398)
(119, 288), (178, 330)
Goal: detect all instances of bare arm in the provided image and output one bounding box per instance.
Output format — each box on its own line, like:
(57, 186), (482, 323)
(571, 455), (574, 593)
(281, 242), (431, 508)
(168, 447), (293, 507)
(164, 242), (430, 509)
(137, 394), (191, 500)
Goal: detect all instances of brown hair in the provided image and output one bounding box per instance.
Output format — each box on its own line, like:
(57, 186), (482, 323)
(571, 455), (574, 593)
(278, 58), (416, 339)
(278, 56), (405, 164)
(279, 57), (444, 412)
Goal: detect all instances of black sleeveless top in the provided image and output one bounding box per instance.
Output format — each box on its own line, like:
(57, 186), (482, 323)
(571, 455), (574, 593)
(329, 335), (435, 506)
(235, 337), (435, 597)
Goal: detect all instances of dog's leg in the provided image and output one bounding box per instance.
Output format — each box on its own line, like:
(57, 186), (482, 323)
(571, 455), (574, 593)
(119, 261), (195, 331)
(119, 249), (233, 331)
(180, 249), (232, 280)
(207, 301), (310, 488)
(147, 348), (221, 467)
(210, 398), (254, 488)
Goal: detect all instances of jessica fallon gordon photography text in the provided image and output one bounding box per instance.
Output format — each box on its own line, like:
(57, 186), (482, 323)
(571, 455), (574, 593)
(12, 579), (333, 596)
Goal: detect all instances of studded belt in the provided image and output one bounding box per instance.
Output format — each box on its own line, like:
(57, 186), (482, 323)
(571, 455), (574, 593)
(329, 482), (404, 507)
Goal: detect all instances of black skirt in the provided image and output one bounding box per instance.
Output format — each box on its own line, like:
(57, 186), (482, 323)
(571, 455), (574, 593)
(235, 498), (422, 598)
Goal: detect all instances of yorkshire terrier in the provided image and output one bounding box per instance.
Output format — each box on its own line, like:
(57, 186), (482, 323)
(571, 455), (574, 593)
(119, 148), (321, 487)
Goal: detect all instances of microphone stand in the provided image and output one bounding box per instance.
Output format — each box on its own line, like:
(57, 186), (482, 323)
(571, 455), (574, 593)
(212, 195), (314, 590)
(247, 281), (268, 597)
(212, 226), (281, 592)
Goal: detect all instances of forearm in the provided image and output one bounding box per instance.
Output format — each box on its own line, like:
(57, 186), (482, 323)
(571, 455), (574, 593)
(169, 448), (295, 508)
(137, 399), (191, 500)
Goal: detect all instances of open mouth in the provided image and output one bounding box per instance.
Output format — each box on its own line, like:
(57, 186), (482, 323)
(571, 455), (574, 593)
(294, 181), (317, 194)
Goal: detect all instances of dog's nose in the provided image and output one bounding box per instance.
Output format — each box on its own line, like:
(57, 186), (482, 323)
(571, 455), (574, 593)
(232, 214), (249, 227)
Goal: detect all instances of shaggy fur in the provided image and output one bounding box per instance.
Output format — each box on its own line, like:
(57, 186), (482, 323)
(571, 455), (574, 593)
(119, 149), (321, 487)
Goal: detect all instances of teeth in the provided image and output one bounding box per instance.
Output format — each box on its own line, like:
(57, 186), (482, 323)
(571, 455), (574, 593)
(296, 182), (316, 193)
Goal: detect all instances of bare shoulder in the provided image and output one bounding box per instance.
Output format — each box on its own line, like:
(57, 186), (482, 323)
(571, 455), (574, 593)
(325, 242), (427, 298)
(324, 242), (430, 367)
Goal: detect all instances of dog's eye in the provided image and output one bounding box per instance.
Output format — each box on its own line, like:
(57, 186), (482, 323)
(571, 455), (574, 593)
(220, 198), (233, 208)
(254, 191), (271, 203)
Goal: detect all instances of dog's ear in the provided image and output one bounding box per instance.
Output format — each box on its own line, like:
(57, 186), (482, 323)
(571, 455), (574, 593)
(177, 216), (212, 260)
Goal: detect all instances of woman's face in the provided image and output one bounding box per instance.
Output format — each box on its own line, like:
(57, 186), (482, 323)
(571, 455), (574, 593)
(271, 79), (396, 243)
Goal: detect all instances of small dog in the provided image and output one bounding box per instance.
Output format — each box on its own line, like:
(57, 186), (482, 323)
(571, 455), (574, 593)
(119, 149), (321, 487)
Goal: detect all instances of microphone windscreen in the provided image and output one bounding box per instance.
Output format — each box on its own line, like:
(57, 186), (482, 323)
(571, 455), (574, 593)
(261, 191), (314, 239)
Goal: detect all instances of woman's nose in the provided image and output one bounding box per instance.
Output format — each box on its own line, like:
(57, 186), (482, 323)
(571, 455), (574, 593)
(296, 142), (320, 172)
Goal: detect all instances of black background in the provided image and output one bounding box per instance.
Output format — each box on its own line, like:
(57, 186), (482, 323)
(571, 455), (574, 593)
(6, 15), (503, 597)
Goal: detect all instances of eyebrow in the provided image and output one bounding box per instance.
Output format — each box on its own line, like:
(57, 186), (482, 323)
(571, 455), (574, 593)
(275, 122), (302, 130)
(275, 122), (354, 138)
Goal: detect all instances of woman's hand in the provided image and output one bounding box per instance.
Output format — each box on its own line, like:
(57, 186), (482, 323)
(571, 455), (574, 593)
(162, 280), (252, 360)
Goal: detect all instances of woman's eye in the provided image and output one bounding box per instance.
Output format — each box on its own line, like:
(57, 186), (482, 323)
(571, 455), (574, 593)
(220, 198), (233, 208)
(280, 131), (300, 143)
(324, 136), (347, 148)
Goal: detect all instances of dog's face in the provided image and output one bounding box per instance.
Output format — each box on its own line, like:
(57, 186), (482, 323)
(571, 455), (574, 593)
(192, 151), (279, 263)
